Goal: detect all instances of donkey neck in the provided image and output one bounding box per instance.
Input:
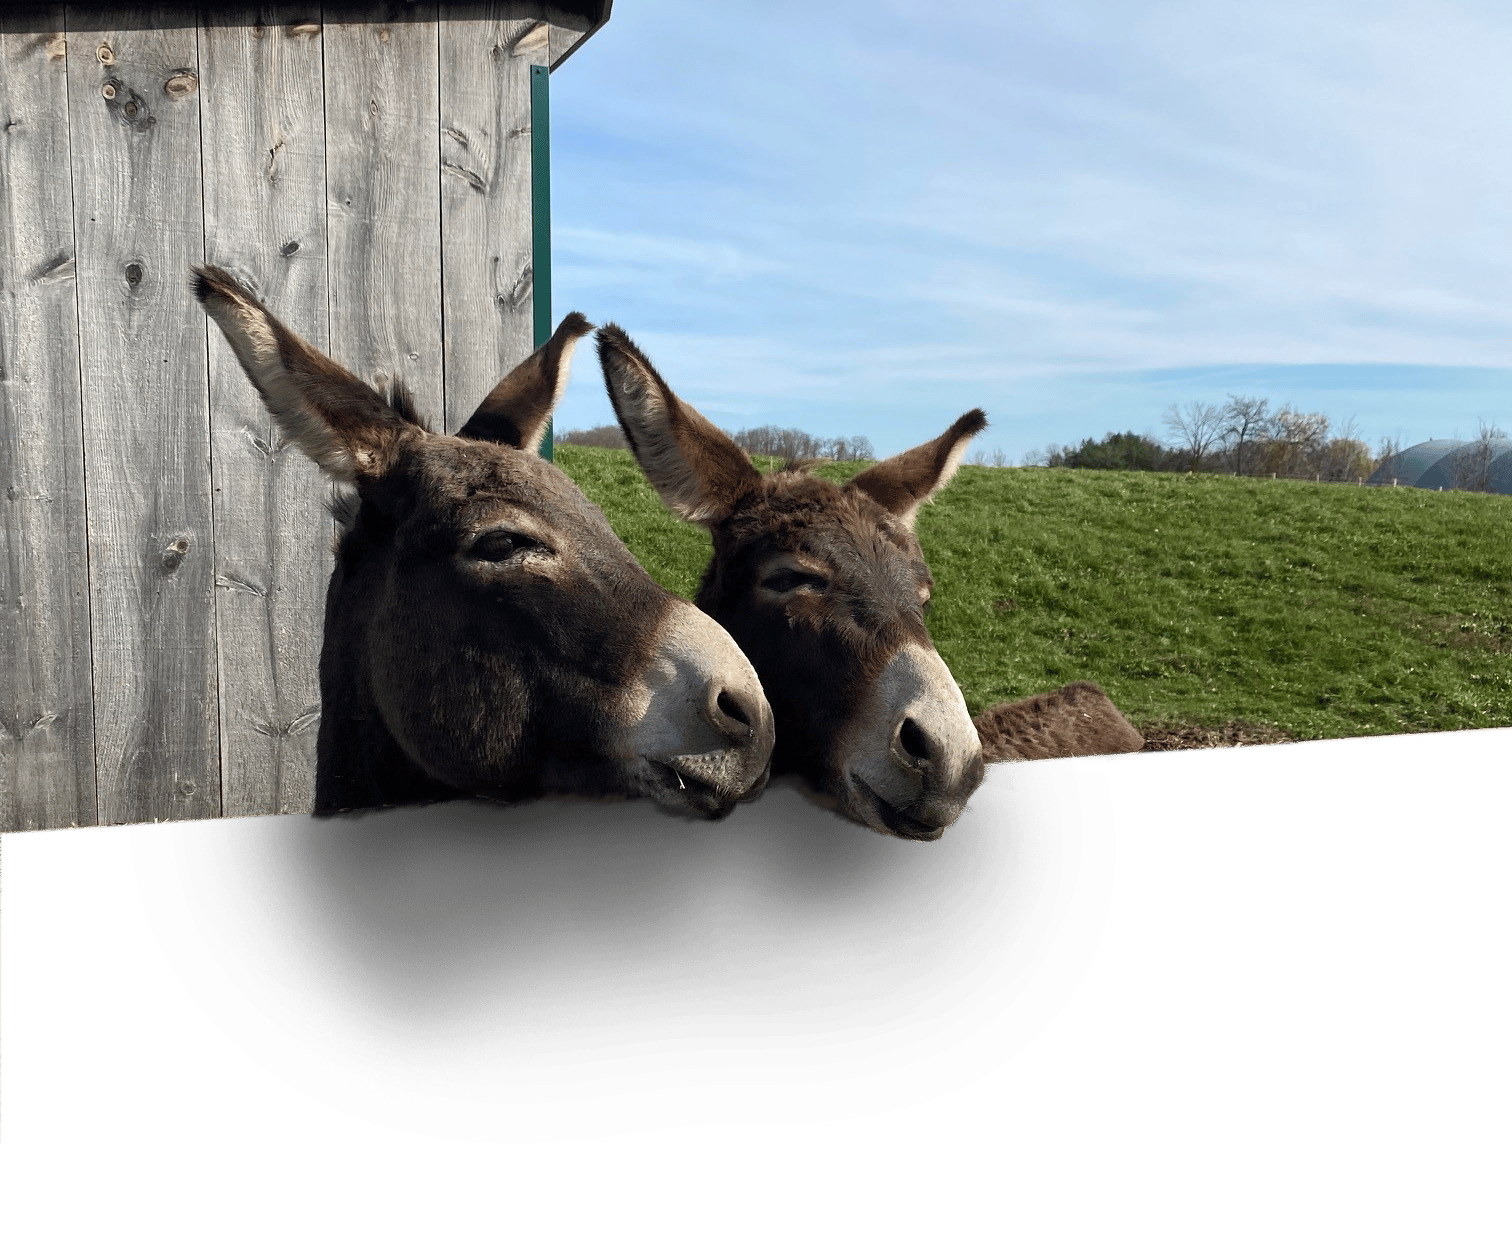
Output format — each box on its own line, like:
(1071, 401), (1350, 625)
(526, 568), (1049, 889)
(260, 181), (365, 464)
(312, 513), (464, 813)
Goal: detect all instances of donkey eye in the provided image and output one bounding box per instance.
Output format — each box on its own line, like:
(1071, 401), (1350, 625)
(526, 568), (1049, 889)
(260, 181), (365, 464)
(762, 568), (828, 595)
(469, 531), (534, 562)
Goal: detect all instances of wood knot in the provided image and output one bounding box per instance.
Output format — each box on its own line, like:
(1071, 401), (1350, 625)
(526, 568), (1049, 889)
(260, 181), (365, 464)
(160, 536), (191, 572)
(288, 21), (321, 38)
(124, 260), (144, 287)
(104, 80), (155, 131)
(96, 43), (115, 65)
(510, 23), (550, 56)
(45, 35), (67, 61)
(378, 26), (390, 44)
(163, 71), (198, 100)
(280, 239), (300, 256)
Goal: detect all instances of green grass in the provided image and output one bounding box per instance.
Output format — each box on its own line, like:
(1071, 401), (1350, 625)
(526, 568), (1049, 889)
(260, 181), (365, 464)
(556, 444), (1512, 741)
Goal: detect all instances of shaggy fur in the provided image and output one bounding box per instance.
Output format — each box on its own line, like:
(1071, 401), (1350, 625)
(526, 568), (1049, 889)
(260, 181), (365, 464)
(599, 325), (986, 841)
(196, 268), (773, 817)
(973, 681), (1145, 763)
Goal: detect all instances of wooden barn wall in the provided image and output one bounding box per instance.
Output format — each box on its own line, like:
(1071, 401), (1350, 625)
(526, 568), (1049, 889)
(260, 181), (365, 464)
(1, 4), (589, 832)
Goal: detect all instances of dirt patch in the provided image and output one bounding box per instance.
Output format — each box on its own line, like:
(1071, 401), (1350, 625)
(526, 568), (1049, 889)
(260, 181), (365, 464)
(1138, 721), (1294, 751)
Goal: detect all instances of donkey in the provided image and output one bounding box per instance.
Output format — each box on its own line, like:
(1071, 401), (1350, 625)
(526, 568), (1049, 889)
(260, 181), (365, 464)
(194, 267), (774, 819)
(973, 681), (1144, 764)
(596, 328), (1143, 840)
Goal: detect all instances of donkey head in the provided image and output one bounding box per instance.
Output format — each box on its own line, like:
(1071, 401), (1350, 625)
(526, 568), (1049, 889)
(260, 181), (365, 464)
(597, 326), (985, 841)
(195, 268), (773, 818)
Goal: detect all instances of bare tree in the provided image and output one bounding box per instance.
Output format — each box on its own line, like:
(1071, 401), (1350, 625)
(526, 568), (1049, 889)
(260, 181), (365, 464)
(728, 426), (874, 463)
(1373, 434), (1403, 480)
(1221, 395), (1271, 476)
(1450, 420), (1509, 493)
(1161, 400), (1225, 471)
(557, 424), (628, 449)
(1257, 405), (1330, 477)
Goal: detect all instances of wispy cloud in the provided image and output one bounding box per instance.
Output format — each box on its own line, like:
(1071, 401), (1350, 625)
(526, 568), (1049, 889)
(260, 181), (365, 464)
(550, 0), (1512, 455)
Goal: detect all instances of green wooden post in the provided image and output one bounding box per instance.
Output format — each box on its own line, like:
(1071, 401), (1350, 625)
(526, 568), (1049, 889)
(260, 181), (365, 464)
(531, 62), (553, 460)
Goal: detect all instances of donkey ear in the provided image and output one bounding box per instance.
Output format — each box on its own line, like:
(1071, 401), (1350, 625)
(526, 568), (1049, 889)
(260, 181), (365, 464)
(847, 409), (987, 526)
(194, 265), (415, 481)
(596, 324), (761, 525)
(457, 311), (594, 452)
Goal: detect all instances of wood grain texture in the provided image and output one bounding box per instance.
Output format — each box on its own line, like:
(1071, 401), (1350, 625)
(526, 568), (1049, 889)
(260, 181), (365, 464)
(322, 5), (444, 423)
(199, 9), (332, 817)
(547, 18), (591, 69)
(65, 13), (219, 824)
(439, 7), (544, 431)
(1, 17), (98, 831)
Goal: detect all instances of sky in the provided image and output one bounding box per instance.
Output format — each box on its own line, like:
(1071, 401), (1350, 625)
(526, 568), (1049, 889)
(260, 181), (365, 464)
(545, 0), (1512, 461)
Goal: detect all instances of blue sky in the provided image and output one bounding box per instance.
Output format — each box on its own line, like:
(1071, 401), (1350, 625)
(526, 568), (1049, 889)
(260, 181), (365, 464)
(546, 0), (1512, 461)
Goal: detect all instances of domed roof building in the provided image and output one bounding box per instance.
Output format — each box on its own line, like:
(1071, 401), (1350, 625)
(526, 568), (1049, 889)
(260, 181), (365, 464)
(1368, 437), (1512, 494)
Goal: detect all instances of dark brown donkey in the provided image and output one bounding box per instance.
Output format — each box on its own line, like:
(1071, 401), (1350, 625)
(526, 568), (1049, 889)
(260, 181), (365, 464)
(598, 327), (989, 841)
(195, 268), (773, 818)
(973, 681), (1143, 764)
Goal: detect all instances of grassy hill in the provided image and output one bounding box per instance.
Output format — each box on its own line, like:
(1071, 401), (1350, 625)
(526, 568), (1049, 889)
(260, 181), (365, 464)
(555, 444), (1512, 742)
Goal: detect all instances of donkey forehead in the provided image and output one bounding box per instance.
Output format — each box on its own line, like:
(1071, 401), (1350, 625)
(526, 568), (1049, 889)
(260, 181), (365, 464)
(726, 475), (927, 572)
(403, 436), (607, 530)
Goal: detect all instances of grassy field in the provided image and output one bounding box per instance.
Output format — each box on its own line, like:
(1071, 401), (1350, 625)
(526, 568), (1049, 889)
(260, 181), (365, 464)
(555, 444), (1512, 742)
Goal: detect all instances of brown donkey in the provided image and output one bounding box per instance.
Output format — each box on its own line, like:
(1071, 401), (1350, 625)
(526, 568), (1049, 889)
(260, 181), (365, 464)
(195, 268), (773, 818)
(598, 326), (989, 841)
(973, 681), (1143, 764)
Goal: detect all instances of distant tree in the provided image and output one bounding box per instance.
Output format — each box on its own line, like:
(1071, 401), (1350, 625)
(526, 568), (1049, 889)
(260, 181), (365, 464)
(557, 424), (628, 449)
(1162, 400), (1225, 471)
(1449, 420), (1509, 493)
(1221, 395), (1271, 476)
(1065, 431), (1165, 471)
(1255, 405), (1330, 478)
(1372, 434), (1404, 481)
(823, 434), (875, 462)
(727, 425), (873, 463)
(1312, 416), (1371, 481)
(1317, 437), (1374, 481)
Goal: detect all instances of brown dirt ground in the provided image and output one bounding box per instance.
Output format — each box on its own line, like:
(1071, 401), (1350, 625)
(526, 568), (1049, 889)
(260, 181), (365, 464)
(1137, 721), (1295, 751)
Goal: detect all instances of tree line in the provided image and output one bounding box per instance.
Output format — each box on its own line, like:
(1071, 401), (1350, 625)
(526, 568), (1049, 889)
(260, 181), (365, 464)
(1012, 402), (1509, 489)
(558, 422), (875, 463)
(558, 398), (1508, 492)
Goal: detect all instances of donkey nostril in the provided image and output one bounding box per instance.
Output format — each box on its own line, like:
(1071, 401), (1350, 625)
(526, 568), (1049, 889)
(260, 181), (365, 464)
(898, 717), (932, 764)
(716, 687), (755, 729)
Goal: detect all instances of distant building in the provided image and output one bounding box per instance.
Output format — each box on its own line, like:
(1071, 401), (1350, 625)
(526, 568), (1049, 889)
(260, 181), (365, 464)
(1368, 438), (1512, 494)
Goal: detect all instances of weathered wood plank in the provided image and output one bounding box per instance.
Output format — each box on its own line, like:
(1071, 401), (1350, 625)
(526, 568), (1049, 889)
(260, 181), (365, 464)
(65, 11), (219, 824)
(0, 17), (97, 832)
(439, 8), (545, 431)
(547, 17), (592, 69)
(322, 5), (444, 422)
(199, 9), (332, 818)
